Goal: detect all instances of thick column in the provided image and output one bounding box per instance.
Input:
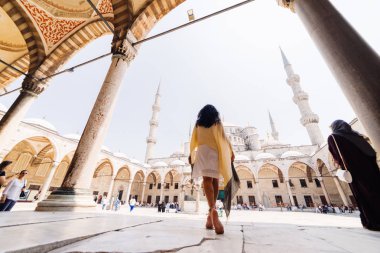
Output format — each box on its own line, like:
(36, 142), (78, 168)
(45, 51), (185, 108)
(333, 176), (349, 206)
(286, 180), (295, 206)
(36, 36), (136, 211)
(159, 181), (164, 202)
(320, 179), (331, 205)
(37, 161), (59, 201)
(278, 0), (380, 152)
(107, 176), (116, 200)
(0, 76), (45, 158)
(179, 186), (185, 210)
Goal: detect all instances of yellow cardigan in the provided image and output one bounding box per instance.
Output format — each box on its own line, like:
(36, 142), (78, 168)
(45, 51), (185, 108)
(190, 123), (234, 187)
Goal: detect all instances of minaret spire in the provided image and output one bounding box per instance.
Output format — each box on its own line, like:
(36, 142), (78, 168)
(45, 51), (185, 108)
(280, 48), (324, 146)
(268, 111), (279, 141)
(144, 82), (161, 162)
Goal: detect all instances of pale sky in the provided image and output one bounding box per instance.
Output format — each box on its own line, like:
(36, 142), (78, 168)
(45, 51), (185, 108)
(1, 0), (380, 161)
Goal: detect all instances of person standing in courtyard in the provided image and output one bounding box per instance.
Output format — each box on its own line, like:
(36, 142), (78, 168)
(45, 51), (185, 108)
(129, 197), (136, 212)
(190, 104), (239, 235)
(328, 120), (380, 231)
(0, 170), (28, 211)
(0, 161), (12, 188)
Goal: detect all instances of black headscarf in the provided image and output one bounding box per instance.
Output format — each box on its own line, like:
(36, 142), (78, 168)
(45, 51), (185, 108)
(331, 120), (376, 157)
(0, 160), (12, 171)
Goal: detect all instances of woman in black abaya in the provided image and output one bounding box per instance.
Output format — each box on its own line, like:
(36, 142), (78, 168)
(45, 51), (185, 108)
(328, 120), (380, 231)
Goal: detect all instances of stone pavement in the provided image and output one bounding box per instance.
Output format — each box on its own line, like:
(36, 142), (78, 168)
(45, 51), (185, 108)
(0, 206), (379, 253)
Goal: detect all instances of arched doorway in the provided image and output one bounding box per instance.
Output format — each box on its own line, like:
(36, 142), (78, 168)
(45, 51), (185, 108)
(163, 169), (181, 204)
(144, 171), (161, 205)
(90, 160), (113, 199)
(235, 165), (256, 207)
(2, 136), (56, 200)
(258, 163), (285, 208)
(114, 166), (131, 203)
(130, 170), (145, 203)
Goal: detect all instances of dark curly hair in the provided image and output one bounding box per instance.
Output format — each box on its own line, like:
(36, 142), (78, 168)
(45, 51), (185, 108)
(196, 104), (221, 128)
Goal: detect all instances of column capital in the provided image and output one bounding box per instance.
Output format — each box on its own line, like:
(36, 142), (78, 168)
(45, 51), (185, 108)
(277, 0), (295, 13)
(21, 75), (47, 96)
(112, 31), (137, 62)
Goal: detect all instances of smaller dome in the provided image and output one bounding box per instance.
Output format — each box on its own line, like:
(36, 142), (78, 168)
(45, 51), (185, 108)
(170, 151), (184, 157)
(0, 103), (8, 112)
(130, 158), (140, 164)
(101, 145), (111, 152)
(143, 163), (151, 169)
(113, 152), (128, 159)
(255, 153), (276, 160)
(64, 133), (81, 141)
(170, 160), (186, 166)
(280, 151), (306, 158)
(152, 161), (168, 168)
(235, 155), (250, 161)
(24, 118), (57, 132)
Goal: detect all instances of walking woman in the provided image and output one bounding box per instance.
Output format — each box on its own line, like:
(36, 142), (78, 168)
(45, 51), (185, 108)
(328, 120), (380, 231)
(190, 104), (238, 234)
(0, 169), (28, 211)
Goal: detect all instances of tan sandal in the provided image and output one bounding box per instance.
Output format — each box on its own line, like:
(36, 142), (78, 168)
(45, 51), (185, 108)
(211, 208), (224, 234)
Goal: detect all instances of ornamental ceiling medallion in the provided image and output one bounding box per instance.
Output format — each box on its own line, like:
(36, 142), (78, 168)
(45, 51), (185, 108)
(19, 0), (113, 51)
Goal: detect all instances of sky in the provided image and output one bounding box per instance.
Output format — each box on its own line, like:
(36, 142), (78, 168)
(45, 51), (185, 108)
(1, 0), (380, 161)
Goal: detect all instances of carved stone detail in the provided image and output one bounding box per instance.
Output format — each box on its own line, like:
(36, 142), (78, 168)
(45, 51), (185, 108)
(112, 30), (137, 62)
(21, 75), (47, 95)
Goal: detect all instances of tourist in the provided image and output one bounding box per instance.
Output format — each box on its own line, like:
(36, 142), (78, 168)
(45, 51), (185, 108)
(129, 197), (136, 212)
(165, 202), (170, 213)
(190, 105), (236, 235)
(101, 197), (107, 210)
(114, 198), (120, 211)
(161, 201), (166, 213)
(0, 169), (28, 211)
(0, 161), (12, 188)
(328, 120), (380, 231)
(258, 203), (264, 211)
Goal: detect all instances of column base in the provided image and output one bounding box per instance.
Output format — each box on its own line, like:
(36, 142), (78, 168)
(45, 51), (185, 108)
(35, 188), (96, 212)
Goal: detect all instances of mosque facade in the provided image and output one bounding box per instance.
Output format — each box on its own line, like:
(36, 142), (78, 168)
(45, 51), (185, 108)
(0, 51), (364, 210)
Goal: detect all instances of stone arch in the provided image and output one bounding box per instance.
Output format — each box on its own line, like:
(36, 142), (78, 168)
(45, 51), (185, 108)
(2, 136), (57, 195)
(0, 0), (45, 77)
(130, 170), (145, 202)
(111, 165), (131, 201)
(50, 151), (75, 189)
(288, 161), (315, 183)
(235, 165), (256, 205)
(90, 159), (114, 198)
(143, 170), (162, 204)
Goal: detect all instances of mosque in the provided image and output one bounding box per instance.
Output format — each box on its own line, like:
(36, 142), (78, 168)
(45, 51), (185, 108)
(0, 49), (361, 210)
(0, 0), (378, 212)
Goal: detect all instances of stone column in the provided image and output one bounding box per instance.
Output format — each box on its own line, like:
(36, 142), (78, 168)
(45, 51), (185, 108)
(285, 180), (295, 206)
(333, 176), (349, 206)
(0, 76), (45, 158)
(107, 176), (116, 200)
(179, 186), (185, 210)
(255, 181), (263, 204)
(125, 179), (132, 202)
(36, 34), (137, 211)
(140, 182), (147, 203)
(37, 161), (59, 201)
(278, 0), (380, 152)
(319, 178), (331, 205)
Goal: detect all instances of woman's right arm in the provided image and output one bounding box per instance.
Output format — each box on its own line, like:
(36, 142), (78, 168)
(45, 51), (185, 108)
(189, 126), (198, 164)
(0, 173), (5, 186)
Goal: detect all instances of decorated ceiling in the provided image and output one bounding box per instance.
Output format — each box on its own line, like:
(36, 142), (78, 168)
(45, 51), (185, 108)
(0, 0), (184, 89)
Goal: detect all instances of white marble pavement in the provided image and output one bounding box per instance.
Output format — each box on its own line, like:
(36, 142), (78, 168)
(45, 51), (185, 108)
(0, 208), (379, 253)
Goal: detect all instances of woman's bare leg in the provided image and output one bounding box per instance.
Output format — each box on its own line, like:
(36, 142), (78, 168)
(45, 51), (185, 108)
(203, 177), (214, 229)
(212, 178), (219, 203)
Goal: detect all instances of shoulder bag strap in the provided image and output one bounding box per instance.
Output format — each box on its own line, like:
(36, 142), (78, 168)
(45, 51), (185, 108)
(331, 135), (349, 171)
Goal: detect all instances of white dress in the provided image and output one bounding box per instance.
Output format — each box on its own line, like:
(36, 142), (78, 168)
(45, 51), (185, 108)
(192, 145), (219, 179)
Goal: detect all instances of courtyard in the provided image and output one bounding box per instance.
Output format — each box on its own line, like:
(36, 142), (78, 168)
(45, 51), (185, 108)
(1, 204), (379, 253)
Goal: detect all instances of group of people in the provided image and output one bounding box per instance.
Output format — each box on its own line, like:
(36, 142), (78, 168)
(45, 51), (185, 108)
(315, 204), (354, 214)
(0, 161), (28, 212)
(157, 202), (181, 213)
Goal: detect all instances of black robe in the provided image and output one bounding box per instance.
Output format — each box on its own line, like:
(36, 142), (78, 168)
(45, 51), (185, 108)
(328, 134), (380, 231)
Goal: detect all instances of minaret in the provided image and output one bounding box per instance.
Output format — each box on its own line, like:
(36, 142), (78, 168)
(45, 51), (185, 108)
(268, 111), (279, 141)
(280, 48), (324, 146)
(144, 84), (161, 162)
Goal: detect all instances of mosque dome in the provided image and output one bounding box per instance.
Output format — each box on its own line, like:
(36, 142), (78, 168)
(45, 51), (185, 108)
(24, 118), (57, 132)
(170, 160), (186, 166)
(113, 152), (128, 159)
(170, 151), (183, 157)
(280, 151), (306, 158)
(0, 103), (8, 112)
(235, 155), (250, 162)
(152, 161), (168, 168)
(129, 158), (140, 164)
(64, 133), (81, 141)
(255, 153), (276, 160)
(101, 145), (111, 152)
(143, 163), (151, 169)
